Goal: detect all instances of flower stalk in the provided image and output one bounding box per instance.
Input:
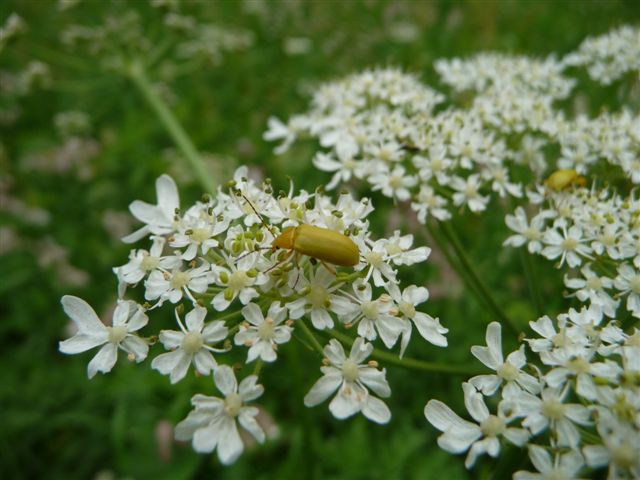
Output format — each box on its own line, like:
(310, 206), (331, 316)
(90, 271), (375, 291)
(437, 220), (519, 335)
(128, 60), (217, 194)
(327, 329), (481, 376)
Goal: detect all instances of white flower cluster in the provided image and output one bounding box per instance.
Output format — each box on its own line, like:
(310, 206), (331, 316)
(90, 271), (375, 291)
(563, 26), (640, 85)
(0, 13), (26, 52)
(264, 67), (528, 222)
(505, 184), (640, 320)
(435, 53), (574, 99)
(426, 309), (640, 478)
(60, 8), (252, 72)
(58, 166), (446, 464)
(553, 110), (640, 184)
(265, 27), (640, 226)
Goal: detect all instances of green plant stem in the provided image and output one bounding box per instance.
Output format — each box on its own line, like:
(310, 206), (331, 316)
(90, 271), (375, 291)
(212, 308), (245, 324)
(520, 249), (544, 316)
(437, 220), (519, 336)
(252, 360), (263, 376)
(425, 221), (489, 310)
(327, 329), (482, 376)
(128, 61), (217, 194)
(298, 320), (325, 356)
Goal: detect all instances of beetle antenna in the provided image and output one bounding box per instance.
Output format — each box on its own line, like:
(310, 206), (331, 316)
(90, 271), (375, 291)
(239, 193), (277, 240)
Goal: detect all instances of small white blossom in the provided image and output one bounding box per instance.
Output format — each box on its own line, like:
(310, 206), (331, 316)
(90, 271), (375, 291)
(175, 365), (265, 465)
(59, 296), (149, 378)
(122, 174), (179, 243)
(152, 306), (228, 383)
(234, 302), (292, 363)
(304, 338), (391, 424)
(425, 382), (529, 469)
(541, 226), (592, 268)
(333, 282), (404, 349)
(514, 445), (585, 480)
(470, 322), (541, 396)
(614, 264), (640, 318)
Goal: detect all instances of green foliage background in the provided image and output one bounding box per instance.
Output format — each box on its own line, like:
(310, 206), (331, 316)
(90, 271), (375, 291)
(1, 1), (638, 479)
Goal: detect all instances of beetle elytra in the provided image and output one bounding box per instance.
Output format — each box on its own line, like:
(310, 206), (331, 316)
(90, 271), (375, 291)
(239, 193), (360, 271)
(545, 169), (587, 191)
(272, 224), (360, 267)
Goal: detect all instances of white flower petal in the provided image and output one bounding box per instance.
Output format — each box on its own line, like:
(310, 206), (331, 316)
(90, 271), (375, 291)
(304, 372), (342, 407)
(120, 335), (149, 362)
(152, 350), (183, 376)
(462, 383), (489, 422)
(241, 303), (264, 326)
(358, 368), (391, 398)
(361, 396), (391, 424)
(214, 365), (238, 396)
(61, 295), (105, 336)
(158, 330), (184, 349)
(175, 410), (213, 441)
(87, 342), (118, 378)
(216, 418), (244, 465)
(485, 322), (504, 364)
(328, 384), (362, 419)
(170, 351), (192, 383)
(185, 306), (207, 332)
(238, 375), (264, 402)
(192, 423), (220, 453)
(194, 350), (217, 375)
(238, 410), (265, 443)
(424, 399), (477, 433)
(59, 334), (107, 354)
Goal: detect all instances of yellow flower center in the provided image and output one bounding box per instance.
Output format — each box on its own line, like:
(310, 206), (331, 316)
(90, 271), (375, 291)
(181, 332), (203, 354)
(191, 228), (210, 243)
(342, 359), (359, 382)
(561, 237), (578, 251)
(140, 255), (159, 271)
(257, 317), (276, 341)
(496, 363), (519, 382)
(224, 393), (243, 417)
(361, 301), (379, 320)
(541, 398), (565, 420)
(107, 325), (127, 343)
(228, 271), (249, 291)
(480, 415), (505, 437)
(169, 270), (190, 290)
(309, 284), (329, 309)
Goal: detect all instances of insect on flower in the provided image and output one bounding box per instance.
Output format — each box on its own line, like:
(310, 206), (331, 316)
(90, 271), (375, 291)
(239, 192), (360, 273)
(544, 169), (587, 191)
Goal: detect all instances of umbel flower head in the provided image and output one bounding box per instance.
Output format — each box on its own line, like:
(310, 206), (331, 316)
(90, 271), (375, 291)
(58, 165), (443, 464)
(265, 27), (640, 231)
(425, 309), (640, 477)
(504, 182), (640, 320)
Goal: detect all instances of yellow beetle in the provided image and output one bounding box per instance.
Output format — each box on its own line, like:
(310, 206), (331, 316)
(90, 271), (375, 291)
(271, 224), (360, 267)
(545, 169), (587, 191)
(239, 192), (360, 270)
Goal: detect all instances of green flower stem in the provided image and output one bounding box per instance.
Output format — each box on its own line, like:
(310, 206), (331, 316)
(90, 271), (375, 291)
(592, 256), (617, 278)
(425, 221), (489, 310)
(437, 220), (520, 336)
(213, 308), (245, 324)
(127, 61), (217, 194)
(520, 249), (544, 317)
(252, 359), (263, 376)
(578, 427), (601, 445)
(327, 329), (482, 376)
(298, 319), (325, 356)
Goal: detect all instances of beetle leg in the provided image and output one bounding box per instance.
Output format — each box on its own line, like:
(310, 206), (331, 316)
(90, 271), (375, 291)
(292, 252), (303, 289)
(319, 260), (337, 276)
(264, 249), (294, 273)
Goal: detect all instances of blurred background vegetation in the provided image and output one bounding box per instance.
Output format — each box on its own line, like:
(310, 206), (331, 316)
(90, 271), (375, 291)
(1, 1), (638, 479)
